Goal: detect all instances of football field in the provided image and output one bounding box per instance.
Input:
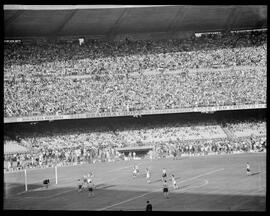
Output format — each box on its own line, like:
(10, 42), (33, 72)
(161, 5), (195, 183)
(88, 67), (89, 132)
(4, 152), (266, 211)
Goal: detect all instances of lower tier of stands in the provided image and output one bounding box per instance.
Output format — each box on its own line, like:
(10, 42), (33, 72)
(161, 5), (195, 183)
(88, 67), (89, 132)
(4, 117), (266, 172)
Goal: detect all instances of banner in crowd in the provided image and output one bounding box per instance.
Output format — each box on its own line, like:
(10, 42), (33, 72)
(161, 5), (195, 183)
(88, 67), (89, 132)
(4, 104), (266, 123)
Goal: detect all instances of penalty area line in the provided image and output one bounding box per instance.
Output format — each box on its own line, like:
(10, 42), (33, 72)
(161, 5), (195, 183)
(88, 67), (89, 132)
(96, 168), (224, 211)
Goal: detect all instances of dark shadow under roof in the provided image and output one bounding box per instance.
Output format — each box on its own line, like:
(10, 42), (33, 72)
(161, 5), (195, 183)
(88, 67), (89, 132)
(4, 5), (267, 39)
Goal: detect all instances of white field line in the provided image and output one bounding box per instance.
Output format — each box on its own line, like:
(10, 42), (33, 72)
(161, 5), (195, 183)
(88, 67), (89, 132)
(177, 179), (209, 193)
(258, 162), (266, 193)
(99, 179), (209, 211)
(96, 168), (224, 211)
(258, 163), (261, 191)
(4, 159), (144, 175)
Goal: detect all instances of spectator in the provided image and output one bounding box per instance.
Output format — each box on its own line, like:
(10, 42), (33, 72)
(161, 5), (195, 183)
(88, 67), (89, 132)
(4, 30), (266, 118)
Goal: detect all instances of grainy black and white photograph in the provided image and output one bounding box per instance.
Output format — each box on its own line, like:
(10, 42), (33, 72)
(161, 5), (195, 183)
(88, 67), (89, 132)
(3, 5), (267, 211)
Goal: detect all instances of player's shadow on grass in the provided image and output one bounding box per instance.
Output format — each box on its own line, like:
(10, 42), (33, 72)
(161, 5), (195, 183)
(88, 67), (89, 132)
(250, 172), (261, 176)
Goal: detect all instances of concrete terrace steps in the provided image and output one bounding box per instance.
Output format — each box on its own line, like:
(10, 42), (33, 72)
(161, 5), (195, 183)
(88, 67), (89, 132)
(221, 127), (236, 139)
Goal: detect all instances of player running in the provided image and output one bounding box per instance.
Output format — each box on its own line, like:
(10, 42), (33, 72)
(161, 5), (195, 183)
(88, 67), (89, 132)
(163, 180), (169, 199)
(133, 165), (139, 178)
(146, 168), (151, 183)
(171, 174), (179, 189)
(246, 162), (251, 176)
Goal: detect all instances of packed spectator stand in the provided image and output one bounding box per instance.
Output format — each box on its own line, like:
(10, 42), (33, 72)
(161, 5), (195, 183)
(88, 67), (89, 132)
(4, 30), (266, 117)
(4, 115), (266, 172)
(4, 29), (267, 172)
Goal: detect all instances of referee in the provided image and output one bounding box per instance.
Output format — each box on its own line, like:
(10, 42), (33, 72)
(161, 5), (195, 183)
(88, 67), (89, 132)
(146, 200), (152, 211)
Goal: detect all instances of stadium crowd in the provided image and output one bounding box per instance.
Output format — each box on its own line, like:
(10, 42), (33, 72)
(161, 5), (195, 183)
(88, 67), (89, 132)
(154, 136), (266, 159)
(4, 136), (266, 172)
(4, 66), (266, 117)
(4, 119), (266, 172)
(225, 119), (266, 137)
(4, 30), (266, 78)
(4, 30), (267, 117)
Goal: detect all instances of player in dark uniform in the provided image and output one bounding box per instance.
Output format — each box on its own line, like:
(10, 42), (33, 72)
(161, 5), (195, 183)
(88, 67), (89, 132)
(83, 174), (87, 190)
(43, 179), (50, 189)
(173, 150), (177, 160)
(87, 180), (95, 197)
(246, 162), (251, 176)
(77, 178), (82, 192)
(163, 180), (169, 199)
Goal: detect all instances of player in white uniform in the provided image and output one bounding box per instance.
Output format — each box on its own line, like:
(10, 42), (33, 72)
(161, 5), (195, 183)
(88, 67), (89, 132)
(162, 168), (167, 181)
(87, 172), (93, 182)
(134, 165), (139, 177)
(88, 170), (94, 179)
(146, 168), (151, 183)
(246, 162), (251, 176)
(133, 166), (137, 178)
(87, 174), (92, 185)
(171, 174), (179, 189)
(135, 165), (139, 174)
(89, 171), (93, 176)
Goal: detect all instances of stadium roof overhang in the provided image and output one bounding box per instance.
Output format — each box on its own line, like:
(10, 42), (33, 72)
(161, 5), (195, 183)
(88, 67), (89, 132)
(4, 5), (267, 39)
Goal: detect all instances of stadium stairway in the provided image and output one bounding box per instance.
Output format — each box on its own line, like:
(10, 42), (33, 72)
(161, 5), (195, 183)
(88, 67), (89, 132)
(221, 127), (237, 139)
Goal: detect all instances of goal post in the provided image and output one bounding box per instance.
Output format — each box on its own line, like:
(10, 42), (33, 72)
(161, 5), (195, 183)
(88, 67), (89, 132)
(5, 166), (59, 196)
(22, 166), (58, 192)
(55, 165), (58, 185)
(24, 169), (28, 191)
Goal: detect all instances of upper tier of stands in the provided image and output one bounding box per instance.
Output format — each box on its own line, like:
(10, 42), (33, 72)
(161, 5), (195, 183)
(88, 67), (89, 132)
(4, 30), (266, 78)
(4, 30), (267, 117)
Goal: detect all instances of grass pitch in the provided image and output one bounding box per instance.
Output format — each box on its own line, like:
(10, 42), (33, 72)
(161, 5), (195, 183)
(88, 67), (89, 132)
(4, 152), (266, 211)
